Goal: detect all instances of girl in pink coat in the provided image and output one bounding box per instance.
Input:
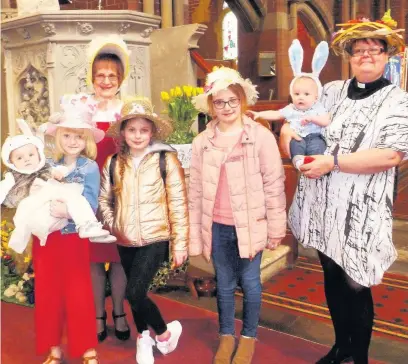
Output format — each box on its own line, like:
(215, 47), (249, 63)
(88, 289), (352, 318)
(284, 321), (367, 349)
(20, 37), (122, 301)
(189, 67), (287, 364)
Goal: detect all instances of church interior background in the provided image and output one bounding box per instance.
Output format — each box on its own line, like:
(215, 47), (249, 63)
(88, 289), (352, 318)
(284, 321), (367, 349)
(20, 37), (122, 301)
(1, 1), (408, 363)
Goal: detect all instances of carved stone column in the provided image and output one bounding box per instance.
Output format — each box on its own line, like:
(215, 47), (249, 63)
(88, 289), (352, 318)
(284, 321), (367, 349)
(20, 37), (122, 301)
(174, 0), (185, 26)
(143, 0), (154, 15)
(1, 10), (160, 135)
(161, 0), (173, 28)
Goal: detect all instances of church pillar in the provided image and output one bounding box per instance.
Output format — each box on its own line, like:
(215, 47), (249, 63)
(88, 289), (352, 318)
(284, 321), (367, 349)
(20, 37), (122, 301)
(161, 0), (173, 28)
(143, 0), (154, 15)
(174, 0), (184, 26)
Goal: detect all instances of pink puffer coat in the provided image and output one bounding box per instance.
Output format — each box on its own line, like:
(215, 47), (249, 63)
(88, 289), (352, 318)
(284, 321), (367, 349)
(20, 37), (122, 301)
(188, 115), (286, 260)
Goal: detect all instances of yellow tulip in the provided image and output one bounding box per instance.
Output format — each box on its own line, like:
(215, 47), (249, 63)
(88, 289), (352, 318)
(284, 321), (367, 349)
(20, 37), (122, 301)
(192, 88), (197, 96)
(161, 91), (170, 101)
(175, 86), (183, 97)
(170, 88), (175, 97)
(182, 86), (189, 94)
(184, 87), (192, 98)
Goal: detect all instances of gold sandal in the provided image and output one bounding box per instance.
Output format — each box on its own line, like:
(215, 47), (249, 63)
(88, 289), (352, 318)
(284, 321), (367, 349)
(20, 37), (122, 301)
(43, 354), (64, 364)
(82, 355), (100, 364)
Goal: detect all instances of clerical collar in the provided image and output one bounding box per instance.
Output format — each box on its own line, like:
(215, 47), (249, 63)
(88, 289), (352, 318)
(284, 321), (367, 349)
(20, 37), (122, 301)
(347, 77), (391, 100)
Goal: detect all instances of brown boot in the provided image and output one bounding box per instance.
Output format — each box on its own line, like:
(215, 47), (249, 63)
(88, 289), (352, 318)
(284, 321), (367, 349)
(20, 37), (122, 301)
(231, 336), (256, 364)
(213, 335), (235, 364)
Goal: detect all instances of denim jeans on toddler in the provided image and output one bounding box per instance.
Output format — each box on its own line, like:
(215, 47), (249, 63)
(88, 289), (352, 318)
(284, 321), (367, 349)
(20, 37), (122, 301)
(211, 222), (263, 338)
(290, 133), (326, 168)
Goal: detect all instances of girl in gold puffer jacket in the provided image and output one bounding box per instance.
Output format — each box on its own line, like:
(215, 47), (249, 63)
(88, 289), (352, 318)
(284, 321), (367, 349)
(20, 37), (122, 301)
(99, 97), (188, 364)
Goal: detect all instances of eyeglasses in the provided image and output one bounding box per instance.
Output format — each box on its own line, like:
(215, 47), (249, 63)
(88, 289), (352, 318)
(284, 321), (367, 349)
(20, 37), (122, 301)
(94, 74), (119, 83)
(213, 98), (240, 109)
(350, 48), (385, 57)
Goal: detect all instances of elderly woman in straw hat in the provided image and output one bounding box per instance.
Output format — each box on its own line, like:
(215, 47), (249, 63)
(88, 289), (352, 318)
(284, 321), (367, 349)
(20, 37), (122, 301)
(189, 67), (287, 364)
(98, 97), (188, 364)
(280, 10), (408, 364)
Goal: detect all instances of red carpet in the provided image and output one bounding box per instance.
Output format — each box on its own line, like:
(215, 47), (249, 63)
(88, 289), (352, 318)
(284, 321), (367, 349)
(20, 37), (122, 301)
(1, 293), (352, 364)
(259, 257), (408, 340)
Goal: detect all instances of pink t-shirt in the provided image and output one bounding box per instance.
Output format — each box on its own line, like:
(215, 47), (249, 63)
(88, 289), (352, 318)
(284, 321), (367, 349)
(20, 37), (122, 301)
(213, 127), (243, 226)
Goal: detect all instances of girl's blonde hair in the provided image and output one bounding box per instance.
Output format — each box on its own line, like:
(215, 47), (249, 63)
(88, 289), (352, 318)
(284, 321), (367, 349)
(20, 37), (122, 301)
(53, 127), (97, 161)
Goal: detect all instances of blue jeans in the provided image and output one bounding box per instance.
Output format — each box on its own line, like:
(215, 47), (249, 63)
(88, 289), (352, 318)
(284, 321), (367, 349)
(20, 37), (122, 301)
(211, 222), (263, 337)
(290, 133), (326, 158)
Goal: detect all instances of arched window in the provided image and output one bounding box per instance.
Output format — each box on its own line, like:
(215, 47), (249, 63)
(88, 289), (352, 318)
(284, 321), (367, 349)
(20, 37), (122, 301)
(222, 4), (238, 60)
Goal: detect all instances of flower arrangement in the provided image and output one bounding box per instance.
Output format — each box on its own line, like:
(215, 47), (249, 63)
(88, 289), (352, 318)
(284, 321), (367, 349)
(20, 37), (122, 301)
(1, 219), (35, 306)
(161, 85), (204, 144)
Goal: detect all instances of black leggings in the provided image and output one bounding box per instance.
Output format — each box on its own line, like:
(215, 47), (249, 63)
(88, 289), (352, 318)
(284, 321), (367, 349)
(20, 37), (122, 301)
(318, 252), (374, 364)
(117, 242), (169, 335)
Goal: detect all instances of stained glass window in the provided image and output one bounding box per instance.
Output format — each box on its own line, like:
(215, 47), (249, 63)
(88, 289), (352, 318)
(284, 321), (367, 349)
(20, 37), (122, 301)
(222, 10), (238, 60)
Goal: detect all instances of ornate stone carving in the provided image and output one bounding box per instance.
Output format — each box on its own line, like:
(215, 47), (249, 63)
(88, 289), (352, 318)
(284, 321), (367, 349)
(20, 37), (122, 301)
(42, 23), (57, 36)
(118, 22), (130, 34)
(1, 33), (10, 44)
(76, 67), (89, 93)
(60, 45), (87, 87)
(13, 49), (48, 75)
(17, 66), (50, 126)
(140, 27), (154, 38)
(77, 22), (94, 35)
(129, 47), (146, 81)
(16, 27), (31, 40)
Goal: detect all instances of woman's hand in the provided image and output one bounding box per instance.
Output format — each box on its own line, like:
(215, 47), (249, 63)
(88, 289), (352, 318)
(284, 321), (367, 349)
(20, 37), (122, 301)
(279, 123), (301, 158)
(266, 237), (283, 250)
(50, 199), (70, 219)
(172, 251), (188, 268)
(300, 155), (334, 179)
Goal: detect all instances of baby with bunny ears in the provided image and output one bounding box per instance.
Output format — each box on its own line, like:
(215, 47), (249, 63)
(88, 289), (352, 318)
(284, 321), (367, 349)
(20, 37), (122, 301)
(0, 108), (116, 255)
(248, 39), (330, 170)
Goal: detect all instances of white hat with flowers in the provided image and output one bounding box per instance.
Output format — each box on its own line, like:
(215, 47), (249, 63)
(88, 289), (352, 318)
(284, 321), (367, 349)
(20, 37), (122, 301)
(45, 94), (105, 143)
(86, 35), (131, 86)
(192, 66), (259, 113)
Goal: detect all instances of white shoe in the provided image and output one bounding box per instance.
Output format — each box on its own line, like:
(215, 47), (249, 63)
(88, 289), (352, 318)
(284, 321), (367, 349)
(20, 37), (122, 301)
(90, 234), (117, 243)
(78, 221), (110, 239)
(136, 330), (155, 364)
(156, 320), (182, 355)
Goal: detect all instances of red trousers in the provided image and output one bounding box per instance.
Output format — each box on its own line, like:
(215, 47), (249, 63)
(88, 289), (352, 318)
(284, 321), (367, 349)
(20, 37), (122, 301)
(33, 231), (97, 358)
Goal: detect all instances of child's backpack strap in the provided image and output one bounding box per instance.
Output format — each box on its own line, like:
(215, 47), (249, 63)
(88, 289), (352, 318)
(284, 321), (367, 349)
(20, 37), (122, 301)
(159, 151), (167, 185)
(109, 153), (118, 186)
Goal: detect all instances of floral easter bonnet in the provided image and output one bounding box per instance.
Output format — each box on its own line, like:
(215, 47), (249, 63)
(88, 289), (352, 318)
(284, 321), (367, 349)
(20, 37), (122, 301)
(107, 97), (173, 141)
(331, 10), (405, 57)
(192, 67), (259, 113)
(288, 39), (329, 99)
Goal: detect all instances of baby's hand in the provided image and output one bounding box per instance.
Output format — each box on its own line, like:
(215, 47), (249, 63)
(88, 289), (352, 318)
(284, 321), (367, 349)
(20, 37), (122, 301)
(246, 110), (260, 120)
(52, 170), (64, 181)
(301, 118), (313, 126)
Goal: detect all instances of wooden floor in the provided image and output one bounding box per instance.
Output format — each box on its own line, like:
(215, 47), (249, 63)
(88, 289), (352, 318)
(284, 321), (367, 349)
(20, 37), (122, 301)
(0, 294), (353, 364)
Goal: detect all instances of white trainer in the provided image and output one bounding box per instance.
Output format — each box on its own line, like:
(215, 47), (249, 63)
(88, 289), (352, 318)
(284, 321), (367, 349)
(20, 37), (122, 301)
(90, 234), (117, 243)
(78, 221), (110, 239)
(156, 321), (182, 355)
(136, 330), (155, 364)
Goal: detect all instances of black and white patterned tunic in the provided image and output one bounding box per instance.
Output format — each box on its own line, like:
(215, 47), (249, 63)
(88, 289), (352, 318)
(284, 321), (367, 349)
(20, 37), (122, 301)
(289, 80), (408, 287)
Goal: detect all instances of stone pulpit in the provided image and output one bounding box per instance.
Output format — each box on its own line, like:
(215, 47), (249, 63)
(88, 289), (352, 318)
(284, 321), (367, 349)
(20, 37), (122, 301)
(1, 10), (161, 135)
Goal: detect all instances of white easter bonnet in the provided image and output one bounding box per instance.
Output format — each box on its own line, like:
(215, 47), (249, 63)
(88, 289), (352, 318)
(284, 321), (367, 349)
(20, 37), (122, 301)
(45, 94), (105, 143)
(87, 35), (131, 87)
(192, 66), (259, 113)
(1, 119), (46, 174)
(288, 39), (329, 99)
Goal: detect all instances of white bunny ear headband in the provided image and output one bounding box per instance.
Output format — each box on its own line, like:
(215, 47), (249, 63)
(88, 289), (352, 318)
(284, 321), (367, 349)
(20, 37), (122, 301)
(1, 119), (46, 174)
(288, 39), (329, 99)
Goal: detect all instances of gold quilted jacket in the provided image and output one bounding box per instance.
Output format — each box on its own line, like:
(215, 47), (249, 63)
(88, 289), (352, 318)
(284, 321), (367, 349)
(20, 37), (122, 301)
(98, 144), (189, 251)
